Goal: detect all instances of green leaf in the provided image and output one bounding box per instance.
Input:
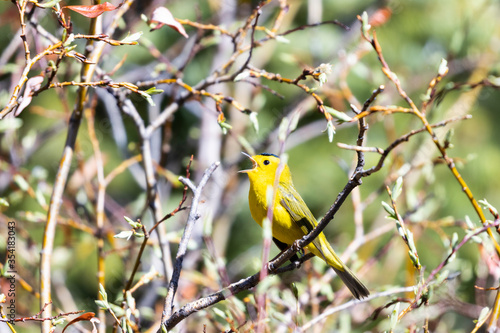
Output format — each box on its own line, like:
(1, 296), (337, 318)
(234, 71), (250, 82)
(98, 283), (108, 301)
(95, 300), (110, 310)
(124, 216), (134, 224)
(464, 215), (475, 229)
(114, 231), (134, 240)
(143, 87), (164, 95)
(392, 176), (403, 201)
(275, 35), (290, 44)
(121, 31), (143, 44)
(488, 75), (500, 86)
(289, 111), (300, 133)
(435, 270), (449, 285)
(14, 174), (29, 191)
(138, 91), (155, 106)
(212, 307), (226, 319)
(361, 11), (371, 35)
(35, 187), (47, 208)
(38, 0), (62, 8)
(109, 303), (126, 317)
(381, 201), (395, 217)
(249, 112), (259, 133)
(477, 307), (491, 323)
(278, 117), (289, 142)
(406, 229), (417, 253)
(479, 199), (498, 217)
(0, 197), (10, 207)
(124, 216), (142, 228)
(51, 317), (66, 326)
(203, 212), (213, 237)
(324, 106), (352, 123)
(291, 283), (299, 299)
(451, 232), (459, 248)
(390, 302), (400, 330)
(327, 120), (335, 143)
(0, 118), (23, 132)
(408, 250), (421, 269)
(444, 128), (454, 147)
(218, 121), (232, 135)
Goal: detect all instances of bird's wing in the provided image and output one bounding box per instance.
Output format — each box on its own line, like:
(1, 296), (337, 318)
(279, 182), (326, 258)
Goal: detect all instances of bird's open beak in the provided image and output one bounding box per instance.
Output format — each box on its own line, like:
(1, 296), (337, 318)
(238, 152), (257, 173)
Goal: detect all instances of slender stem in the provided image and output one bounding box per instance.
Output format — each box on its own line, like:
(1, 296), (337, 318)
(161, 162), (220, 323)
(39, 2), (135, 332)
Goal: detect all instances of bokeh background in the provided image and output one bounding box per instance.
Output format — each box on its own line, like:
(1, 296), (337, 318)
(1, 0), (500, 331)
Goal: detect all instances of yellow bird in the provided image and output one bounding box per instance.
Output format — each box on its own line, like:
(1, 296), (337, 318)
(240, 153), (369, 299)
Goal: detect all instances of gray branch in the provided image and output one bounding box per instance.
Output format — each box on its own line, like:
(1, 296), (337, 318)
(160, 161), (220, 325)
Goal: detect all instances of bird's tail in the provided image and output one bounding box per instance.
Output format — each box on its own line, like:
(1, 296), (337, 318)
(313, 237), (370, 299)
(330, 263), (369, 300)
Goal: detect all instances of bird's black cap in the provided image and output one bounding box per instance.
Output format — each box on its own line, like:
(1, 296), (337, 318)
(260, 153), (279, 158)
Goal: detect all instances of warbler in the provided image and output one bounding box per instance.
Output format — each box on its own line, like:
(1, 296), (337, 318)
(240, 153), (369, 299)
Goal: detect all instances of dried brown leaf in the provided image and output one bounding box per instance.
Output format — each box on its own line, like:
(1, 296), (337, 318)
(62, 312), (96, 333)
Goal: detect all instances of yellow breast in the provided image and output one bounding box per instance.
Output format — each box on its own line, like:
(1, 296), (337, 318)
(248, 182), (308, 245)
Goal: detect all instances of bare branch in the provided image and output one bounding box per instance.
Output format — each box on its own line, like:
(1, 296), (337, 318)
(162, 161), (220, 322)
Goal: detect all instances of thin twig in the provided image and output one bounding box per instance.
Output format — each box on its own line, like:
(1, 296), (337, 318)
(300, 286), (417, 331)
(357, 15), (500, 257)
(161, 161), (220, 323)
(39, 2), (135, 332)
(398, 219), (500, 321)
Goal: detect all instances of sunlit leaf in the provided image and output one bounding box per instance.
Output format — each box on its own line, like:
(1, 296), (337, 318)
(324, 106), (352, 123)
(95, 300), (109, 310)
(114, 230), (134, 240)
(149, 7), (188, 38)
(392, 176), (403, 201)
(249, 112), (259, 133)
(0, 198), (9, 207)
(121, 31), (143, 44)
(390, 302), (400, 330)
(327, 120), (335, 142)
(477, 307), (491, 324)
(234, 71), (250, 82)
(381, 201), (395, 218)
(143, 87), (164, 95)
(14, 174), (29, 191)
(38, 0), (62, 8)
(0, 118), (23, 132)
(438, 58), (449, 76)
(479, 199), (498, 217)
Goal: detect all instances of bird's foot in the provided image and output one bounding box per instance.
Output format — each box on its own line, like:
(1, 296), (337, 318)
(266, 261), (276, 272)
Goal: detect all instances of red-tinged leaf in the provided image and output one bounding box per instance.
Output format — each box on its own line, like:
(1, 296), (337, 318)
(16, 75), (44, 116)
(149, 7), (188, 38)
(64, 2), (123, 18)
(369, 7), (392, 27)
(62, 312), (96, 333)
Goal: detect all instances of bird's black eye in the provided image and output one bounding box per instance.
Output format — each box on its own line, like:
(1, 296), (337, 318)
(263, 160), (270, 166)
